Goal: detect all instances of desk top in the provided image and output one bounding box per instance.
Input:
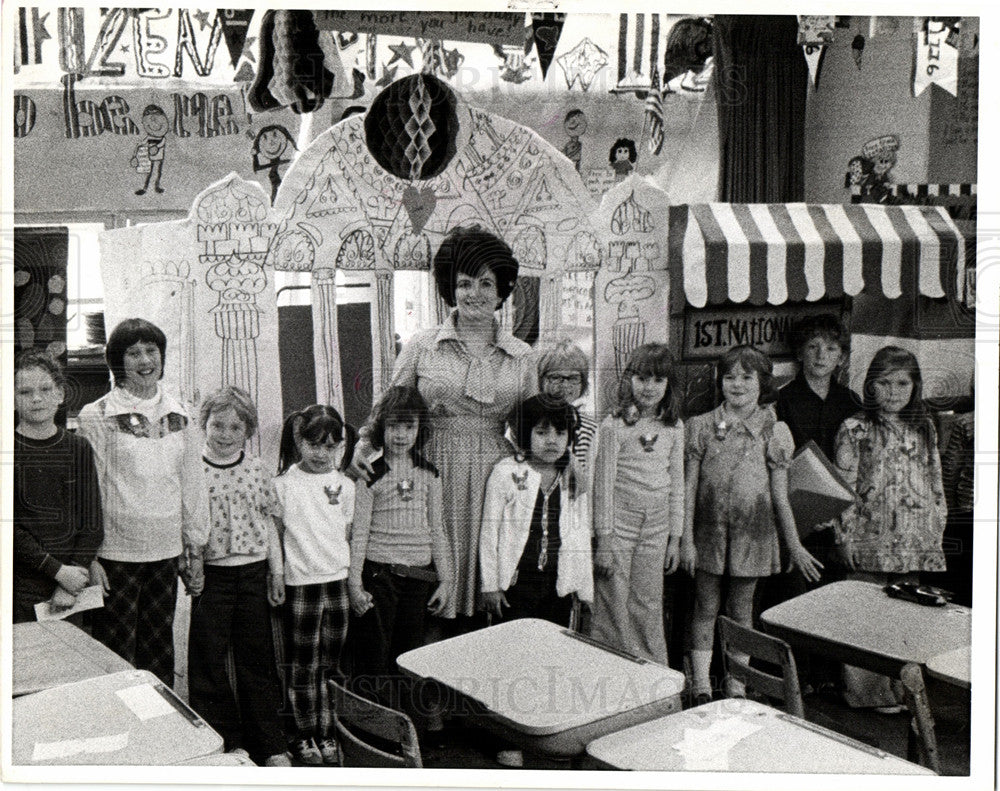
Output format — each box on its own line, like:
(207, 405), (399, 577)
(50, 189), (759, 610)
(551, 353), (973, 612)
(925, 645), (971, 689)
(178, 752), (256, 766)
(12, 669), (223, 765)
(13, 621), (134, 697)
(760, 581), (971, 673)
(397, 618), (685, 737)
(586, 699), (934, 774)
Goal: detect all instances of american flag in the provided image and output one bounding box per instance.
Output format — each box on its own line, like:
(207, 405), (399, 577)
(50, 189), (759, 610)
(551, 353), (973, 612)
(645, 71), (665, 156)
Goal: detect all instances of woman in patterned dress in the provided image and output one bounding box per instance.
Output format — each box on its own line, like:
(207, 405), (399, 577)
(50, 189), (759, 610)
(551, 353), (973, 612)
(357, 226), (536, 623)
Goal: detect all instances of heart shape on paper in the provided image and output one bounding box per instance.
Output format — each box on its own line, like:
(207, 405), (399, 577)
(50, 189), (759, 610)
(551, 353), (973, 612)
(402, 185), (437, 235)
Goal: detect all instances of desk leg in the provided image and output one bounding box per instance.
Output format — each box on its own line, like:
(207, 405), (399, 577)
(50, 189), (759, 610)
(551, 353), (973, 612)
(900, 664), (941, 774)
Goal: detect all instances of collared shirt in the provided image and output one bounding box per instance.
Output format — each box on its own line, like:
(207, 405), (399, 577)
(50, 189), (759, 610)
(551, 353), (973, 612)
(776, 373), (860, 461)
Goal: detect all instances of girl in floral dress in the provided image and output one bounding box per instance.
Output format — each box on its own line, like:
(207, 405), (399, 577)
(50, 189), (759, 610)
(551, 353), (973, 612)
(833, 346), (947, 709)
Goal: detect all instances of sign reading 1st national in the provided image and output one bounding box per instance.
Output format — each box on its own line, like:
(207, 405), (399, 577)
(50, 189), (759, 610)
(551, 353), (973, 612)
(682, 302), (843, 360)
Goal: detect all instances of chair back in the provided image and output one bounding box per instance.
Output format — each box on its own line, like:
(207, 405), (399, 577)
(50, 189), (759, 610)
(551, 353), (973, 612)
(329, 679), (422, 768)
(717, 615), (804, 717)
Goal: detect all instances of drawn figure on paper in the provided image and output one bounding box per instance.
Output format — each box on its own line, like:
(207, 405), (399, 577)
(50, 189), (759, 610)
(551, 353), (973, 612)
(557, 37), (609, 92)
(252, 125), (297, 204)
(131, 104), (169, 196)
(561, 109), (587, 172)
(605, 271), (656, 376)
(609, 138), (637, 181)
(611, 192), (655, 236)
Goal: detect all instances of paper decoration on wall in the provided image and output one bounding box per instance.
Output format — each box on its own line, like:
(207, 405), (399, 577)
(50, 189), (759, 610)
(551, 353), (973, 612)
(613, 13), (667, 93)
(851, 34), (865, 70)
(845, 135), (901, 203)
(914, 18), (961, 96)
(662, 17), (713, 96)
(556, 38), (609, 91)
(797, 15), (833, 87)
(863, 134), (900, 181)
(266, 74), (595, 403)
(561, 109), (587, 171)
(644, 77), (664, 155)
(219, 10), (254, 69)
(251, 124), (297, 203)
(591, 176), (670, 415)
(100, 173), (283, 465)
(13, 228), (68, 362)
(418, 39), (465, 80)
(530, 13), (565, 80)
(609, 138), (637, 181)
(13, 7), (51, 72)
(130, 105), (171, 195)
(494, 39), (536, 84)
(248, 10), (334, 113)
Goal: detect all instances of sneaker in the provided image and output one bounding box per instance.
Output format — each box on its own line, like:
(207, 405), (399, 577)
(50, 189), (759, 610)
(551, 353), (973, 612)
(873, 704), (906, 715)
(265, 752), (293, 767)
(724, 676), (747, 699)
(496, 749), (523, 768)
(290, 738), (322, 765)
(317, 737), (341, 766)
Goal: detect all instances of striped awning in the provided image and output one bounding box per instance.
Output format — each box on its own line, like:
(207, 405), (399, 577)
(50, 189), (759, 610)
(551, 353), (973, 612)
(671, 203), (968, 308)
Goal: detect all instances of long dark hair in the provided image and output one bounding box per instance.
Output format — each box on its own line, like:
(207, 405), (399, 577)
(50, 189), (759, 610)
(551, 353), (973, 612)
(615, 344), (680, 426)
(367, 386), (431, 453)
(862, 346), (931, 428)
(277, 404), (356, 474)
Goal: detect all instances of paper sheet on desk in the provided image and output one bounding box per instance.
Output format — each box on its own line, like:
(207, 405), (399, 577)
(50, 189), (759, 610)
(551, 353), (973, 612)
(674, 716), (763, 770)
(116, 683), (176, 721)
(34, 585), (104, 621)
(32, 732), (128, 761)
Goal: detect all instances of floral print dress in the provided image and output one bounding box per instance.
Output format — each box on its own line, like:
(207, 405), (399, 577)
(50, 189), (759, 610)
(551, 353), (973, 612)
(833, 414), (946, 573)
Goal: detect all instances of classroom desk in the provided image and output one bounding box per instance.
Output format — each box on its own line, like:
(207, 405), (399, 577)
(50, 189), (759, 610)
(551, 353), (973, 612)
(177, 752), (257, 766)
(397, 618), (685, 757)
(760, 581), (972, 677)
(12, 621), (134, 697)
(11, 669), (224, 765)
(586, 699), (934, 774)
(925, 646), (971, 690)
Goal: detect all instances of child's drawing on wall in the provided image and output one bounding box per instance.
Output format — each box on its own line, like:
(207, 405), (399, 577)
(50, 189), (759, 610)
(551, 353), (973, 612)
(609, 138), (637, 182)
(252, 124), (297, 204)
(561, 109), (587, 172)
(131, 105), (170, 196)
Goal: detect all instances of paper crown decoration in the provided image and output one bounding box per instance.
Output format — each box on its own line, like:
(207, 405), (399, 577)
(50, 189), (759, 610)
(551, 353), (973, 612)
(788, 440), (856, 537)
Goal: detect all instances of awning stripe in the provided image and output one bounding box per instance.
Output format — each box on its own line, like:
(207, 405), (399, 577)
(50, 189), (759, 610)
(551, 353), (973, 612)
(750, 204), (792, 305)
(678, 203), (968, 307)
(783, 204), (826, 301)
(691, 204), (729, 305)
(711, 204), (752, 304)
(730, 204), (769, 305)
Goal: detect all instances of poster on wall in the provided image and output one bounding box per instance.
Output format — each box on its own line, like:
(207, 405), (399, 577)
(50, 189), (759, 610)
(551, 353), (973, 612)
(99, 174), (284, 468)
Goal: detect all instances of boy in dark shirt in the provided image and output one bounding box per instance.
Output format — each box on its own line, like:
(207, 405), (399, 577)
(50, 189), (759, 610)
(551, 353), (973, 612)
(765, 315), (860, 690)
(13, 350), (103, 622)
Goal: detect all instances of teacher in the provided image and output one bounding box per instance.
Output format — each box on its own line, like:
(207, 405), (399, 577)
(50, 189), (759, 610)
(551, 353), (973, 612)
(371, 226), (536, 621)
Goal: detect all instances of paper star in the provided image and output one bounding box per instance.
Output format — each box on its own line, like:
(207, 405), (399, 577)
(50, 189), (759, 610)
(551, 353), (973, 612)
(194, 10), (212, 30)
(120, 44), (130, 53)
(557, 37), (609, 91)
(37, 12), (51, 42)
(241, 36), (257, 64)
(387, 40), (415, 67)
(375, 63), (399, 88)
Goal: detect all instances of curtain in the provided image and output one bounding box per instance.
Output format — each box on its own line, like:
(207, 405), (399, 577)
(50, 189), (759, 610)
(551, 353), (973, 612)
(713, 15), (807, 202)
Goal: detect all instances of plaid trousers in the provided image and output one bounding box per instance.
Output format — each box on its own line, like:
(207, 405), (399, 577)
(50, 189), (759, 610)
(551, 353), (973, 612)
(283, 580), (349, 739)
(92, 557), (179, 686)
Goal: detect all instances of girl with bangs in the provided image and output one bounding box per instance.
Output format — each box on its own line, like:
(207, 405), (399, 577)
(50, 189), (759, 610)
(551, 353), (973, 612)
(274, 405), (357, 765)
(591, 344), (685, 665)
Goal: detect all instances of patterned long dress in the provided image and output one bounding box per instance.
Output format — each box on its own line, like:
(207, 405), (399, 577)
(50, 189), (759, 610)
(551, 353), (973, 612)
(390, 311), (536, 617)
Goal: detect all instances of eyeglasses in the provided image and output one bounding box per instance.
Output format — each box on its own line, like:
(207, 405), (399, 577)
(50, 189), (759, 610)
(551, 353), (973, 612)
(544, 373), (582, 385)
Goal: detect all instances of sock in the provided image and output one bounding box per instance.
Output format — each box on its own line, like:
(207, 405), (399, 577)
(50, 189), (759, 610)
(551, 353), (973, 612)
(690, 649), (713, 696)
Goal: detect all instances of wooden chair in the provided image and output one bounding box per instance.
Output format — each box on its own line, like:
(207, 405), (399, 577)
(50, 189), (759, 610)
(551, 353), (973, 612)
(329, 679), (423, 768)
(717, 615), (804, 717)
(900, 663), (942, 773)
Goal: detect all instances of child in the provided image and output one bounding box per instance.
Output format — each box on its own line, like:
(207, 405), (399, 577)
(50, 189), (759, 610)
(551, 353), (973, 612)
(480, 394), (593, 625)
(684, 345), (821, 704)
(13, 350), (103, 623)
(274, 404), (357, 766)
(78, 318), (208, 687)
(833, 346), (947, 709)
(536, 340), (598, 486)
(187, 387), (290, 766)
(591, 344), (684, 664)
(348, 386), (453, 710)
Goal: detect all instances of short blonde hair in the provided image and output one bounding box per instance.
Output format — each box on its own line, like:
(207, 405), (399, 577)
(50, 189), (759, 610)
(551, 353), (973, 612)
(537, 340), (590, 394)
(199, 385), (258, 438)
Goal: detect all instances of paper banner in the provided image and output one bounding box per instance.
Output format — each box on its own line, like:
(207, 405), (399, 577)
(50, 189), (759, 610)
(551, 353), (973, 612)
(219, 9), (254, 70)
(914, 18), (960, 96)
(796, 15), (835, 46)
(531, 13), (565, 80)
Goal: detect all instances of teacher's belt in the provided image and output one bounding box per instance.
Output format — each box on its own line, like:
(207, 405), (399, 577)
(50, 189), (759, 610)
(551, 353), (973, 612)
(365, 560), (438, 582)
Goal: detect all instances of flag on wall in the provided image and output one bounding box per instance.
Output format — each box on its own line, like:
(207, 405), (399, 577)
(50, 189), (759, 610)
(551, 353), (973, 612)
(914, 18), (960, 96)
(644, 72), (664, 155)
(13, 7), (52, 72)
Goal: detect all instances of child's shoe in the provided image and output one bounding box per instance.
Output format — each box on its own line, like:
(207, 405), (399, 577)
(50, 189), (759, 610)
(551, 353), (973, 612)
(265, 752), (293, 766)
(496, 749), (523, 768)
(317, 737), (341, 766)
(290, 737), (322, 765)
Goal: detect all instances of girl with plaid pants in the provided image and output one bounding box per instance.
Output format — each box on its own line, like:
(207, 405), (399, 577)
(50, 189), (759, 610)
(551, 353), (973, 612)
(274, 405), (357, 766)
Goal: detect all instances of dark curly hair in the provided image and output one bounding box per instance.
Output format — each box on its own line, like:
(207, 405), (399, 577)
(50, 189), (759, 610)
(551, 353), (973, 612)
(432, 225), (519, 308)
(609, 138), (637, 165)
